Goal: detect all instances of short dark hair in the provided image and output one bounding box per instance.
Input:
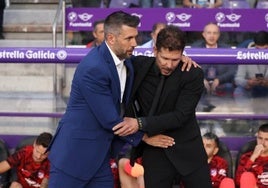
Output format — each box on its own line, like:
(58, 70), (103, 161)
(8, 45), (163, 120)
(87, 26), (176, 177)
(155, 25), (186, 52)
(258, 123), (268, 133)
(203, 132), (220, 147)
(35, 132), (52, 148)
(104, 11), (140, 37)
(254, 30), (268, 46)
(152, 22), (166, 33)
(93, 19), (104, 31)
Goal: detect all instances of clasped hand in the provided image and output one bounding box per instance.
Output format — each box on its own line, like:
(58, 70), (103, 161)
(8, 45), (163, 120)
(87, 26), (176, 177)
(113, 117), (175, 148)
(112, 117), (139, 136)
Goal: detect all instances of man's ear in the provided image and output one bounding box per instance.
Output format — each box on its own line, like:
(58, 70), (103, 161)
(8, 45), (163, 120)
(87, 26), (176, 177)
(202, 32), (205, 39)
(106, 33), (115, 44)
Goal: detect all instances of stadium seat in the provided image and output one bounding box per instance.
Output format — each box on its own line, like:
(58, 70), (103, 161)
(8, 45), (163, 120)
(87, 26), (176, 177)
(14, 136), (37, 151)
(224, 0), (251, 8)
(256, 0), (268, 8)
(0, 139), (11, 188)
(217, 141), (234, 177)
(235, 139), (256, 170)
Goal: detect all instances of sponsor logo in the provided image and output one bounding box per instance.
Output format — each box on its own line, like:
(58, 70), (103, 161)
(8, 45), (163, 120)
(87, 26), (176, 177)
(0, 50), (68, 61)
(67, 11), (77, 22)
(215, 12), (241, 28)
(176, 13), (192, 22)
(133, 49), (154, 57)
(237, 51), (268, 60)
(78, 13), (93, 22)
(68, 11), (93, 28)
(165, 12), (191, 28)
(226, 13), (241, 22)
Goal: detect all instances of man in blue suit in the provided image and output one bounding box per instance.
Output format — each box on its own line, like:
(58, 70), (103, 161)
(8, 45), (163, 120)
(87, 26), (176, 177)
(48, 11), (145, 188)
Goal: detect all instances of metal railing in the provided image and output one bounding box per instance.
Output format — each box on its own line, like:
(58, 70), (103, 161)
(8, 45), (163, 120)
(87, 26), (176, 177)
(52, 0), (66, 48)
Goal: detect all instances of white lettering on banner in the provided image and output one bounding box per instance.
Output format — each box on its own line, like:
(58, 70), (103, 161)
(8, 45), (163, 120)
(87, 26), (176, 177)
(218, 23), (240, 28)
(0, 51), (24, 58)
(170, 22), (191, 28)
(69, 22), (92, 27)
(25, 50), (55, 59)
(132, 50), (154, 57)
(237, 51), (268, 60)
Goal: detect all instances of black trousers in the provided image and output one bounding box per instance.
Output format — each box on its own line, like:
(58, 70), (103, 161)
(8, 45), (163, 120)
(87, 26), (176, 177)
(142, 147), (212, 188)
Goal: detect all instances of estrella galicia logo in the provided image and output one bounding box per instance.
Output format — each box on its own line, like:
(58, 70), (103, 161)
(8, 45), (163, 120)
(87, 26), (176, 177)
(78, 13), (93, 22)
(68, 11), (77, 22)
(176, 13), (192, 22)
(226, 13), (241, 22)
(215, 12), (225, 23)
(165, 12), (176, 23)
(56, 50), (67, 60)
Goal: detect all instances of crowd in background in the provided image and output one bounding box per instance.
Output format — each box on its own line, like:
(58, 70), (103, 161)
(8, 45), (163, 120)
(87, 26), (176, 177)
(69, 0), (266, 46)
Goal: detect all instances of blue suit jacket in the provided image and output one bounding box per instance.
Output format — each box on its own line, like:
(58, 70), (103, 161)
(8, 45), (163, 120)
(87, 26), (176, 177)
(48, 43), (143, 180)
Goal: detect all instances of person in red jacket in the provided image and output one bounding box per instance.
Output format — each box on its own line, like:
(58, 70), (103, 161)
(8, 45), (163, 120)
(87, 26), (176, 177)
(202, 132), (232, 188)
(0, 132), (52, 188)
(235, 123), (268, 188)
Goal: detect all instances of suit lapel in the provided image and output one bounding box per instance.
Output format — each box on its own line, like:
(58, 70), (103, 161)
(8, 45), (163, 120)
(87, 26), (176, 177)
(132, 59), (154, 98)
(99, 43), (121, 102)
(123, 59), (134, 105)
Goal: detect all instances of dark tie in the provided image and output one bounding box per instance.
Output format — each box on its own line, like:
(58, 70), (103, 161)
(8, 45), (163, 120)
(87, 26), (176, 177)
(149, 75), (165, 116)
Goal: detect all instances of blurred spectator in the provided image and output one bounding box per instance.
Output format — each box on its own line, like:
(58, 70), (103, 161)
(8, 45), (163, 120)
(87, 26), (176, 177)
(140, 0), (176, 7)
(235, 123), (268, 188)
(202, 132), (231, 188)
(137, 22), (166, 48)
(0, 0), (6, 39)
(69, 0), (107, 45)
(183, 0), (222, 8)
(192, 23), (236, 110)
(234, 31), (268, 100)
(86, 19), (105, 48)
(0, 132), (52, 188)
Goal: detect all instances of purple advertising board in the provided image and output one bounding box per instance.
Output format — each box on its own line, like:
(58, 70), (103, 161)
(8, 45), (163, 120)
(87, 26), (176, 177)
(66, 8), (268, 32)
(0, 47), (267, 64)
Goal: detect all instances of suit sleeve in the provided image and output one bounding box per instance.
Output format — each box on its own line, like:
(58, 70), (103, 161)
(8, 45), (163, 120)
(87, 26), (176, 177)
(78, 60), (143, 146)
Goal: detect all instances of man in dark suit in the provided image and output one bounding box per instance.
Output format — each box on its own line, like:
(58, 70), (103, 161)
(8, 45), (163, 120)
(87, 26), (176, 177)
(114, 25), (212, 188)
(48, 11), (145, 188)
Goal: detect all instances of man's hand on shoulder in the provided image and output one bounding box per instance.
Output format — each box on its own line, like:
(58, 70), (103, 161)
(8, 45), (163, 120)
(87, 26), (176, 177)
(181, 55), (200, 72)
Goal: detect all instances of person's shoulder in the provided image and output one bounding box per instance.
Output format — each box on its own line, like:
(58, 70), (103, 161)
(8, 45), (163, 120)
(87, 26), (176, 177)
(191, 40), (205, 47)
(132, 55), (155, 65)
(218, 42), (231, 48)
(240, 150), (254, 160)
(213, 155), (228, 163)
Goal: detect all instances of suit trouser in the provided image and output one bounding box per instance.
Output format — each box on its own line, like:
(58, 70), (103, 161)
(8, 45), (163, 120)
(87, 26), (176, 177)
(142, 147), (212, 188)
(48, 157), (113, 188)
